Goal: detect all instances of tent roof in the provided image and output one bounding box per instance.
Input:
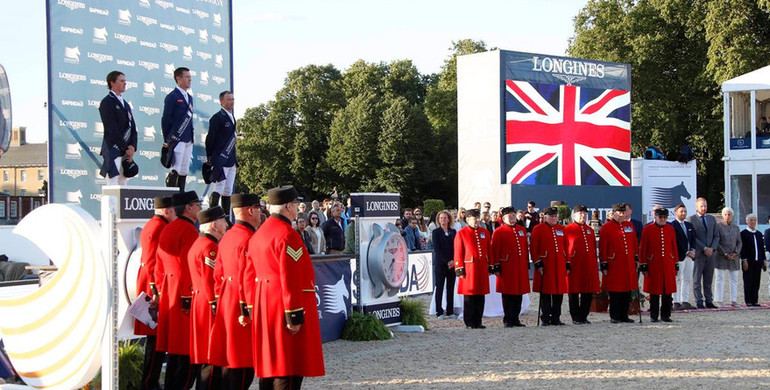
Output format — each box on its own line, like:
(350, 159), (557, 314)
(722, 65), (770, 93)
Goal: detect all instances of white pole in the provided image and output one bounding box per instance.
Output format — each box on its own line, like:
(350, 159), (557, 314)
(101, 195), (119, 390)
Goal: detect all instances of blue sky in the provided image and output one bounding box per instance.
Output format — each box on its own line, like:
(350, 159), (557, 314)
(0, 0), (588, 143)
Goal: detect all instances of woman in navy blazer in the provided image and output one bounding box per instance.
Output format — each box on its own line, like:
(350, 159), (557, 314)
(432, 210), (457, 318)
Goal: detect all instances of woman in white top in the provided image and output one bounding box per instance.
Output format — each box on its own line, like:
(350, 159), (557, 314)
(307, 210), (326, 255)
(453, 207), (468, 231)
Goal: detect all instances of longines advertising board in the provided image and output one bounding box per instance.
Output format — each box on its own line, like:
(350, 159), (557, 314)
(47, 0), (233, 217)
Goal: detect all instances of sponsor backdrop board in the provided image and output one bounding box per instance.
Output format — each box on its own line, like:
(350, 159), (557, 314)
(631, 159), (697, 222)
(47, 0), (233, 217)
(313, 259), (352, 343)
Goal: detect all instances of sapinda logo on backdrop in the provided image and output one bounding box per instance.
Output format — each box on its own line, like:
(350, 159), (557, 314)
(398, 253), (432, 295)
(316, 275), (350, 320)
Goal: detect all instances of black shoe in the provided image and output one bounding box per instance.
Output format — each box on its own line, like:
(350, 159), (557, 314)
(661, 317), (672, 322)
(610, 319), (621, 324)
(682, 302), (696, 310)
(540, 320), (551, 326)
(476, 325), (486, 329)
(621, 318), (635, 323)
(696, 303), (705, 309)
(650, 318), (659, 323)
(552, 320), (566, 326)
(513, 322), (525, 327)
(705, 302), (718, 309)
(583, 319), (591, 324)
(673, 303), (682, 311)
(505, 322), (526, 328)
(572, 320), (585, 325)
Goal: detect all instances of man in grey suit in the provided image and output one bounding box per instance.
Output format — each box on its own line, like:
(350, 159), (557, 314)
(689, 197), (720, 309)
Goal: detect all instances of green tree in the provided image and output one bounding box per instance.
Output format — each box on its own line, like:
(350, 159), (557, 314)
(236, 64), (344, 198)
(325, 92), (384, 194)
(424, 39), (489, 206)
(373, 97), (432, 206)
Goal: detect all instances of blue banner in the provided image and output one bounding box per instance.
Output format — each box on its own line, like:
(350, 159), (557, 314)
(313, 259), (352, 343)
(47, 0), (233, 217)
(501, 50), (630, 91)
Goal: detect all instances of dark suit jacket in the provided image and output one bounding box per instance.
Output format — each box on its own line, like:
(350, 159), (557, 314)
(630, 218), (643, 242)
(689, 213), (719, 255)
(740, 229), (767, 262)
(670, 219), (696, 261)
(161, 88), (194, 143)
(205, 109), (238, 177)
(764, 228), (770, 252)
(321, 218), (345, 252)
(98, 92), (137, 177)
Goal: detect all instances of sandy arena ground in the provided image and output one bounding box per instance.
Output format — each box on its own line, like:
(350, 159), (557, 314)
(299, 272), (770, 389)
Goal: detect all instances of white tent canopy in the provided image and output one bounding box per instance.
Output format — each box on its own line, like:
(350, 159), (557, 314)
(722, 65), (770, 100)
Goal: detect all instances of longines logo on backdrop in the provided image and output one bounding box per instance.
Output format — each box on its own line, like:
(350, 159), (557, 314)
(88, 146), (100, 154)
(60, 168), (88, 179)
(88, 52), (113, 64)
(58, 0), (85, 11)
(178, 25), (195, 36)
(160, 86), (173, 94)
(126, 81), (138, 90)
(87, 100), (100, 108)
(140, 61), (161, 73)
(212, 75), (225, 85)
(115, 33), (137, 45)
(58, 72), (86, 84)
(160, 43), (179, 53)
(531, 56), (606, 79)
(212, 34), (225, 44)
(196, 50), (212, 61)
(156, 0), (174, 9)
(89, 193), (102, 201)
(139, 106), (160, 116)
(198, 93), (212, 102)
(193, 9), (210, 19)
(137, 15), (157, 27)
(60, 120), (87, 130)
(140, 150), (160, 160)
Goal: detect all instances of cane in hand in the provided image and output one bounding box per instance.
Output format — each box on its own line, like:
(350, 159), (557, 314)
(637, 261), (643, 324)
(536, 262), (543, 326)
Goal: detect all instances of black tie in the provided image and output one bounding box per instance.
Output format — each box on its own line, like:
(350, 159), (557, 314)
(700, 215), (707, 230)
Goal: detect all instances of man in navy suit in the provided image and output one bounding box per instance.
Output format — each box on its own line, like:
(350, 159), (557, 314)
(99, 70), (137, 185)
(689, 197), (720, 309)
(205, 91), (238, 214)
(161, 67), (194, 191)
(670, 204), (696, 310)
(624, 203), (644, 242)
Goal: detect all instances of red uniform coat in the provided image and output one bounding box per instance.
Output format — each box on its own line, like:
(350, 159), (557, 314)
(530, 222), (569, 294)
(599, 219), (638, 292)
(134, 215), (167, 336)
(453, 226), (492, 295)
(188, 234), (218, 365)
(564, 222), (600, 294)
(640, 223), (678, 295)
(491, 224), (530, 295)
(155, 216), (198, 355)
(248, 215), (324, 378)
(209, 221), (255, 368)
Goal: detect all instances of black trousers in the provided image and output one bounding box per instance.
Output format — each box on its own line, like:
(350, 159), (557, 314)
(140, 336), (164, 390)
(649, 294), (673, 320)
(259, 376), (303, 390)
(608, 291), (631, 321)
(539, 293), (563, 324)
(463, 295), (485, 328)
(743, 260), (763, 305)
(568, 293), (593, 322)
(501, 294), (523, 325)
(165, 354), (194, 390)
(434, 263), (456, 316)
(193, 364), (222, 390)
(222, 367), (256, 390)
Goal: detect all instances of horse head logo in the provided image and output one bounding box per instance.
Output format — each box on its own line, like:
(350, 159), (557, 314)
(321, 275), (349, 320)
(650, 181), (691, 208)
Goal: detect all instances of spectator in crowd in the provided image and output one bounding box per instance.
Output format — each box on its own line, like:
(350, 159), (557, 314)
(322, 198), (332, 220)
(715, 207), (742, 307)
(474, 202), (482, 210)
(491, 210), (501, 231)
(414, 208), (430, 249)
(671, 204), (696, 311)
(395, 219), (404, 234)
(589, 210), (602, 231)
(482, 202), (491, 215)
(432, 210), (456, 319)
(311, 200), (327, 224)
(690, 197), (719, 309)
(344, 219), (356, 255)
(307, 211), (326, 255)
(454, 208), (468, 230)
(322, 203), (345, 254)
(404, 217), (424, 252)
(764, 215), (770, 258)
(524, 201), (539, 232)
(427, 211), (438, 233)
(295, 213), (314, 255)
(480, 211), (492, 232)
(340, 199), (350, 230)
(298, 202), (307, 215)
(740, 214), (766, 307)
(515, 210), (526, 227)
(401, 208), (414, 231)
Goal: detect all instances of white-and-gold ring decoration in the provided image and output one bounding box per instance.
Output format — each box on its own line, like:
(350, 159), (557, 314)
(0, 204), (108, 389)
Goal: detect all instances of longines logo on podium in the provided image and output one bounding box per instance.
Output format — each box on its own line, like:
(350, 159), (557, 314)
(102, 186), (178, 220)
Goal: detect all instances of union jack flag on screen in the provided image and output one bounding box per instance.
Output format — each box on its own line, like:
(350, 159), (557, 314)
(504, 80), (631, 186)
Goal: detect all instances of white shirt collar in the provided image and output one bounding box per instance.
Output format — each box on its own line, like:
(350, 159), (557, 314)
(176, 86), (189, 103)
(223, 108), (234, 123)
(110, 91), (124, 105)
(748, 227), (757, 233)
